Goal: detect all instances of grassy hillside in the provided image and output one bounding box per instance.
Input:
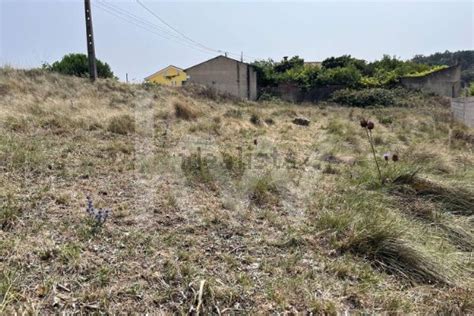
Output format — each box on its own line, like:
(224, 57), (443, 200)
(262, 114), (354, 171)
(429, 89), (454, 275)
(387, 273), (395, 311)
(0, 68), (473, 314)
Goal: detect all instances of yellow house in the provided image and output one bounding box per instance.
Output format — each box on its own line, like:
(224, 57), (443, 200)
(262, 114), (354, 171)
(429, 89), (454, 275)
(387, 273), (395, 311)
(144, 65), (187, 86)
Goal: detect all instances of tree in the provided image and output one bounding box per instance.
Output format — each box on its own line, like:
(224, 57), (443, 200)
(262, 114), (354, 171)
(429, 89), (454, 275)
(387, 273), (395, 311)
(44, 53), (115, 79)
(412, 50), (474, 84)
(274, 56), (304, 73)
(322, 55), (354, 69)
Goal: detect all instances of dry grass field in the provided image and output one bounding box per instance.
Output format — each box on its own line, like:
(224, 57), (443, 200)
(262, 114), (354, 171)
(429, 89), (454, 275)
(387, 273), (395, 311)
(1, 67), (473, 314)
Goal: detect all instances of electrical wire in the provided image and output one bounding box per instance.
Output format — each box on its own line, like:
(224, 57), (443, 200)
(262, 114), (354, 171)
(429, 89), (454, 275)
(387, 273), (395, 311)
(96, 0), (191, 44)
(93, 1), (216, 56)
(94, 0), (261, 61)
(136, 0), (219, 54)
(134, 0), (260, 61)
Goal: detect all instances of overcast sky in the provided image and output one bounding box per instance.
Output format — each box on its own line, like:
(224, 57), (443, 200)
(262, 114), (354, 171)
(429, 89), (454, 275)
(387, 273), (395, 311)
(1, 0), (473, 81)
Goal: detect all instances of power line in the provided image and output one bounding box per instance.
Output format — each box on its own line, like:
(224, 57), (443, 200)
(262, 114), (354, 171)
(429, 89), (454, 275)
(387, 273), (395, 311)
(95, 0), (261, 62)
(96, 0), (190, 43)
(98, 0), (220, 56)
(136, 0), (220, 54)
(93, 2), (216, 56)
(135, 0), (260, 61)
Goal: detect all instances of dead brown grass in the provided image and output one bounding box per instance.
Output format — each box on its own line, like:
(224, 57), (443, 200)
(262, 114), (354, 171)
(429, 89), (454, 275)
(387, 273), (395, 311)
(173, 98), (201, 120)
(0, 68), (473, 314)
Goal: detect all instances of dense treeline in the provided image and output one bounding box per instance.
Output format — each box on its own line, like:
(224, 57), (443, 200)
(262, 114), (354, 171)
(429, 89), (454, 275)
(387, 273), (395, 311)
(412, 50), (474, 84)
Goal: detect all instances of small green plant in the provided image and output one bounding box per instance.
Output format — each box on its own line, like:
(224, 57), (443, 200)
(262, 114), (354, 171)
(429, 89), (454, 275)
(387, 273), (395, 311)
(249, 172), (279, 207)
(82, 196), (110, 236)
(221, 147), (246, 177)
(224, 109), (243, 119)
(379, 116), (393, 125)
(0, 194), (21, 231)
(181, 147), (215, 188)
(59, 242), (81, 265)
(0, 270), (17, 312)
(250, 113), (262, 125)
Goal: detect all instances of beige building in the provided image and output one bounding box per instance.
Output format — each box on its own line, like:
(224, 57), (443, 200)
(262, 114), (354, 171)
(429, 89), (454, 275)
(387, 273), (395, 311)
(185, 55), (258, 100)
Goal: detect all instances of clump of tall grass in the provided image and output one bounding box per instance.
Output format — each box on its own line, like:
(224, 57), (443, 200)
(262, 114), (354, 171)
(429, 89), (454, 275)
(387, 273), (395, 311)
(181, 147), (216, 189)
(221, 147), (246, 178)
(248, 172), (280, 207)
(107, 114), (135, 135)
(174, 99), (201, 120)
(392, 175), (474, 216)
(314, 188), (451, 285)
(223, 108), (243, 119)
(1, 194), (22, 231)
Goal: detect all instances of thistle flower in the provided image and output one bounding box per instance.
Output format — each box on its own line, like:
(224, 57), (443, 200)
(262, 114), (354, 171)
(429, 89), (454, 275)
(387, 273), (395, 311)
(362, 119), (382, 184)
(392, 153), (399, 162)
(86, 196), (94, 215)
(85, 196), (110, 226)
(383, 153), (390, 161)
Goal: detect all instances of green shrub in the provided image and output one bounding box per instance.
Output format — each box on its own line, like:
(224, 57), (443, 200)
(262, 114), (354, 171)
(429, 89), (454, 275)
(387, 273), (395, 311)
(181, 149), (215, 188)
(316, 65), (362, 87)
(379, 116), (394, 125)
(43, 53), (114, 79)
(469, 82), (474, 96)
(331, 88), (396, 107)
(223, 109), (243, 119)
(249, 173), (280, 207)
(221, 150), (246, 177)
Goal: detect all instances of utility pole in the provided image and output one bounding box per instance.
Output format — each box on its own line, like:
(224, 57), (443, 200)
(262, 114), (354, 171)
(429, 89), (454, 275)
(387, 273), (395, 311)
(84, 0), (97, 81)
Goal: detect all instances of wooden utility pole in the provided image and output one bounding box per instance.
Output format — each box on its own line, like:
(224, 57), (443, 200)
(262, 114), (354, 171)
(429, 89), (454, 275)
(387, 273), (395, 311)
(84, 0), (97, 81)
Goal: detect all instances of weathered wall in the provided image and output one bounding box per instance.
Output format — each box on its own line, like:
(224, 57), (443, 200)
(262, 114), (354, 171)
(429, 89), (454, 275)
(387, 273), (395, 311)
(451, 96), (474, 128)
(262, 83), (343, 103)
(185, 56), (257, 100)
(401, 65), (462, 98)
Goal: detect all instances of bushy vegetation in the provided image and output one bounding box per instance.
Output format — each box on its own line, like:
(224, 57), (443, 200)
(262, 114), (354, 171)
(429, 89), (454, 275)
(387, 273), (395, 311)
(331, 88), (396, 107)
(107, 114), (135, 135)
(252, 54), (442, 91)
(43, 53), (115, 79)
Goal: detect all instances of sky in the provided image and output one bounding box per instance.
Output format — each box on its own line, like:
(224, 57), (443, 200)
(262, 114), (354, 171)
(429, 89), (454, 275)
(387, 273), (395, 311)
(1, 0), (473, 82)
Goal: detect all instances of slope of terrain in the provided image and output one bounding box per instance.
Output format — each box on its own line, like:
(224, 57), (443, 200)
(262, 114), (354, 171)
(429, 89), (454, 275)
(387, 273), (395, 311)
(0, 68), (473, 314)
